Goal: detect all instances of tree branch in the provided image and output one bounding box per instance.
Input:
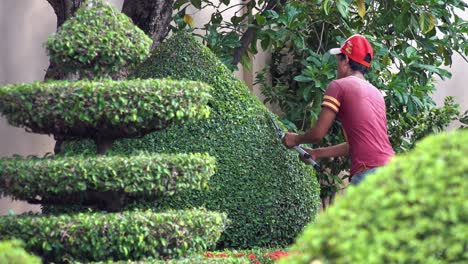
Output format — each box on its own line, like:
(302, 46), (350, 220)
(122, 0), (174, 49)
(231, 0), (287, 66)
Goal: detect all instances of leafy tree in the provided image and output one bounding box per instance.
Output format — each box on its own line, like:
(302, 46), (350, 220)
(176, 0), (466, 206)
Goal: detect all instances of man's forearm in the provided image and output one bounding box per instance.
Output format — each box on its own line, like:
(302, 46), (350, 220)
(297, 127), (323, 144)
(315, 143), (349, 159)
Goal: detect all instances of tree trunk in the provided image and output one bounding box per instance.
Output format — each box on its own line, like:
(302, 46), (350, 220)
(122, 0), (174, 49)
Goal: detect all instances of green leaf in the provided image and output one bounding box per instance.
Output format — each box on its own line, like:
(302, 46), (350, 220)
(191, 0), (201, 9)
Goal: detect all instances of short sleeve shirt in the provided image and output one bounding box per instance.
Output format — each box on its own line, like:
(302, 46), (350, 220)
(321, 76), (395, 175)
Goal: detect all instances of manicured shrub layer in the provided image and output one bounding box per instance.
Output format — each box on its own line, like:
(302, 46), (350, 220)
(281, 130), (468, 264)
(0, 153), (215, 207)
(0, 79), (211, 140)
(0, 209), (228, 263)
(0, 240), (41, 264)
(46, 0), (152, 77)
(64, 32), (321, 248)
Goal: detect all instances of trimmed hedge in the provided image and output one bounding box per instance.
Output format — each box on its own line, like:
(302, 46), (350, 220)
(281, 130), (468, 264)
(46, 0), (152, 77)
(0, 209), (228, 263)
(0, 240), (41, 264)
(0, 79), (211, 140)
(64, 32), (321, 247)
(0, 153), (215, 209)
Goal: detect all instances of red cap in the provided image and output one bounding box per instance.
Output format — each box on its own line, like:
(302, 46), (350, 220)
(329, 34), (373, 67)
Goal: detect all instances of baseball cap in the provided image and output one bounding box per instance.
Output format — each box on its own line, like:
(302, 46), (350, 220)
(329, 34), (373, 67)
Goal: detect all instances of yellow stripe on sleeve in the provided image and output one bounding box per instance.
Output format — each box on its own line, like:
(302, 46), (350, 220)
(324, 95), (341, 107)
(321, 101), (339, 113)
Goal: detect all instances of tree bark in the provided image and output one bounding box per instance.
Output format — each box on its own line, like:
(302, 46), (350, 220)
(122, 0), (174, 49)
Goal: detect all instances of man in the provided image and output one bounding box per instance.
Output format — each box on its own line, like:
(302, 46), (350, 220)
(282, 34), (394, 185)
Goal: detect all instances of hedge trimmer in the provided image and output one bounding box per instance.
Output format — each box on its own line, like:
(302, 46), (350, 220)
(268, 113), (322, 172)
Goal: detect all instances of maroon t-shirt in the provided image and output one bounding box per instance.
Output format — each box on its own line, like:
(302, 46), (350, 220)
(321, 76), (395, 175)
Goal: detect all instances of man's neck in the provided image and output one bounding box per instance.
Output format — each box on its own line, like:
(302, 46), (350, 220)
(348, 71), (365, 80)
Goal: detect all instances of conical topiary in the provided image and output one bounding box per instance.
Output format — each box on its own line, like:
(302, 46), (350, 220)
(64, 32), (322, 248)
(0, 0), (227, 262)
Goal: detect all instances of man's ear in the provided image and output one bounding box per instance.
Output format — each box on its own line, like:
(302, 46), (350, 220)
(344, 55), (350, 63)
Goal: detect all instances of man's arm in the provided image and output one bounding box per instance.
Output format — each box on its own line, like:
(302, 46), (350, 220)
(312, 143), (349, 158)
(298, 143), (348, 164)
(283, 107), (336, 147)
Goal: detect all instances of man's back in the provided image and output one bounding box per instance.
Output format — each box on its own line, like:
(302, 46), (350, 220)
(322, 76), (394, 175)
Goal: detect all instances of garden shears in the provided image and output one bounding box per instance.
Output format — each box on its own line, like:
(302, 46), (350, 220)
(268, 113), (322, 172)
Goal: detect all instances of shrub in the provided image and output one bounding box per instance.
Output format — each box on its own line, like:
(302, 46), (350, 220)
(46, 0), (152, 78)
(281, 130), (468, 264)
(0, 79), (211, 141)
(0, 153), (215, 210)
(0, 209), (228, 263)
(0, 240), (41, 264)
(64, 32), (321, 248)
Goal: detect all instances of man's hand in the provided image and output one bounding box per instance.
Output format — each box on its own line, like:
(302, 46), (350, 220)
(298, 147), (318, 164)
(282, 132), (300, 148)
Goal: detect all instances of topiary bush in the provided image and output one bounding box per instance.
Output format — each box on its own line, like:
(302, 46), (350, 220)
(0, 0), (227, 262)
(280, 130), (468, 264)
(0, 79), (211, 150)
(0, 240), (41, 264)
(0, 153), (215, 210)
(0, 209), (227, 263)
(46, 0), (152, 78)
(64, 32), (321, 248)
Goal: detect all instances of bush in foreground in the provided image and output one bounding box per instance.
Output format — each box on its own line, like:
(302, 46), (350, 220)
(281, 130), (468, 264)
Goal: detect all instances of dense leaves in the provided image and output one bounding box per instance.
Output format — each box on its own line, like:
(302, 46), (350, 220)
(64, 32), (321, 248)
(252, 0), (466, 201)
(0, 79), (211, 141)
(46, 0), (152, 78)
(0, 240), (41, 264)
(280, 130), (468, 264)
(0, 209), (228, 263)
(0, 153), (215, 208)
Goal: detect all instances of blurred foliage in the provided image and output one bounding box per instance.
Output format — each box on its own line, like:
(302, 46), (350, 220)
(280, 130), (468, 264)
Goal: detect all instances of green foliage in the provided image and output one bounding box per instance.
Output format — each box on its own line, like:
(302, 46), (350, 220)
(0, 79), (211, 140)
(0, 240), (41, 264)
(0, 153), (215, 205)
(64, 32), (321, 248)
(252, 0), (466, 199)
(0, 209), (228, 263)
(280, 130), (468, 264)
(178, 0), (465, 202)
(46, 0), (152, 78)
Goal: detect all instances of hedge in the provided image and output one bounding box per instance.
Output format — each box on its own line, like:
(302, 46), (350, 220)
(64, 32), (321, 248)
(281, 130), (468, 264)
(0, 153), (215, 210)
(0, 79), (211, 141)
(46, 0), (152, 77)
(0, 209), (228, 263)
(0, 240), (41, 264)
